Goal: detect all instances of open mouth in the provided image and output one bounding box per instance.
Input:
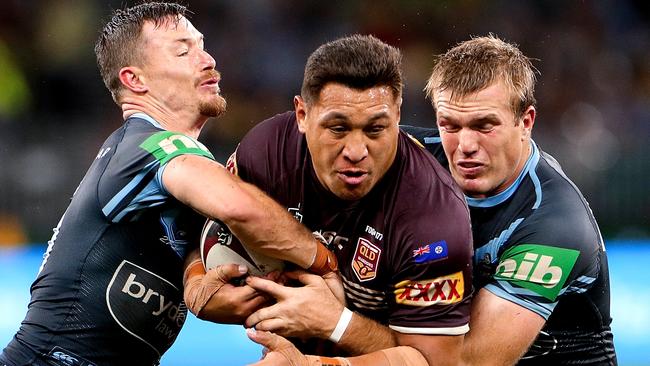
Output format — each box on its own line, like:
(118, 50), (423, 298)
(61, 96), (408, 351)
(200, 78), (220, 91)
(456, 161), (484, 176)
(337, 170), (368, 185)
(458, 161), (481, 169)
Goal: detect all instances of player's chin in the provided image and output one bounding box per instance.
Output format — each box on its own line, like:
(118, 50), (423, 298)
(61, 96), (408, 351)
(199, 97), (227, 117)
(459, 180), (490, 198)
(332, 185), (372, 201)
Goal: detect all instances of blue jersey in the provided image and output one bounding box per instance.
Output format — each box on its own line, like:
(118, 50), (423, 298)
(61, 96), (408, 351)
(1, 114), (213, 366)
(402, 125), (616, 365)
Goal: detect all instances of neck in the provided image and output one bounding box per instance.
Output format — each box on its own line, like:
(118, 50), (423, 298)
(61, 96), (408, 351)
(516, 139), (533, 179)
(484, 139), (534, 199)
(121, 97), (207, 138)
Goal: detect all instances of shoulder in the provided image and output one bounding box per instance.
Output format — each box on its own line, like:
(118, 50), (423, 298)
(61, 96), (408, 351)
(395, 131), (465, 207)
(233, 111), (303, 183)
(384, 134), (473, 271)
(115, 116), (214, 165)
(399, 124), (448, 168)
(528, 149), (602, 249)
(486, 148), (604, 310)
(240, 111), (298, 146)
(236, 111), (300, 161)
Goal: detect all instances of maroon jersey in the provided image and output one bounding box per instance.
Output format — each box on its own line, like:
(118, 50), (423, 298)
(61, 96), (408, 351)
(228, 111), (473, 335)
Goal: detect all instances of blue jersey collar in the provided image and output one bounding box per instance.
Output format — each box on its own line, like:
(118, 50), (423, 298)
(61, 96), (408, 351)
(128, 112), (164, 130)
(466, 141), (540, 208)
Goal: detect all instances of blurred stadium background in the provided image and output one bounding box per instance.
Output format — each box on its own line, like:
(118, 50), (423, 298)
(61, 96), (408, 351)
(0, 0), (648, 364)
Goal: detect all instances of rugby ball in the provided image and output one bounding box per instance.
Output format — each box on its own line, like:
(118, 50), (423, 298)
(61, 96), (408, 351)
(200, 219), (285, 276)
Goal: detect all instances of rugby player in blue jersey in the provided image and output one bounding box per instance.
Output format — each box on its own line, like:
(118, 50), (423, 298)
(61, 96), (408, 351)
(0, 3), (335, 366)
(251, 36), (616, 365)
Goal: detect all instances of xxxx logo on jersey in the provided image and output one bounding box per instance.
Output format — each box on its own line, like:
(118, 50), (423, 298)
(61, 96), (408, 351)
(394, 271), (464, 306)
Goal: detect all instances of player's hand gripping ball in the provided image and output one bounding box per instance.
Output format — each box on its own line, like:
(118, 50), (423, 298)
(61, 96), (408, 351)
(200, 219), (285, 276)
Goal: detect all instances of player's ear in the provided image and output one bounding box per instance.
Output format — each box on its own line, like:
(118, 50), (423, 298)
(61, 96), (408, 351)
(520, 105), (535, 140)
(294, 95), (308, 133)
(119, 66), (148, 93)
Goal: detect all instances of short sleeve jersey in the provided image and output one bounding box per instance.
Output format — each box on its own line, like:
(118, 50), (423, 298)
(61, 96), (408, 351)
(402, 125), (617, 365)
(0, 114), (212, 366)
(228, 112), (473, 336)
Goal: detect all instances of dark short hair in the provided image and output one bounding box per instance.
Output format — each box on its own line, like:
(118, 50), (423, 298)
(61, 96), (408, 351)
(301, 34), (403, 104)
(94, 2), (189, 104)
(425, 34), (538, 118)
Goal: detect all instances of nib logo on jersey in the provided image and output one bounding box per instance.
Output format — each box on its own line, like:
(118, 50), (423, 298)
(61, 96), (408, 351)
(494, 244), (580, 301)
(106, 260), (186, 357)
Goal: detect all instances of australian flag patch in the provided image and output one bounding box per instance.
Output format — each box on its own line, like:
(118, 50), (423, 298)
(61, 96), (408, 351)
(412, 240), (448, 264)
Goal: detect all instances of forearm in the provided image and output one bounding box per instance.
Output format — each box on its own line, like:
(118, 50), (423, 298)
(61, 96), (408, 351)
(225, 180), (317, 269)
(247, 329), (428, 366)
(301, 346), (428, 366)
(317, 311), (460, 365)
(333, 311), (397, 355)
(347, 347), (427, 366)
(458, 289), (545, 366)
(182, 255), (219, 318)
(164, 156), (332, 272)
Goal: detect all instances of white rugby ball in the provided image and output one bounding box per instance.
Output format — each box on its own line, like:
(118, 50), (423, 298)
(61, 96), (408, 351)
(200, 219), (285, 276)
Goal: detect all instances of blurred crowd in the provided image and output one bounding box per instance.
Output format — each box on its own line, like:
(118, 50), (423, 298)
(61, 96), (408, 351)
(0, 0), (648, 244)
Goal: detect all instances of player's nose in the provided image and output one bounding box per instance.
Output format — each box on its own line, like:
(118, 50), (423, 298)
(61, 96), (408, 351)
(457, 129), (479, 155)
(199, 49), (216, 71)
(342, 133), (368, 163)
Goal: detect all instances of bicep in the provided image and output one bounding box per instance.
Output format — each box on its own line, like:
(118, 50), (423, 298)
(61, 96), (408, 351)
(162, 154), (254, 223)
(462, 288), (545, 366)
(395, 332), (463, 366)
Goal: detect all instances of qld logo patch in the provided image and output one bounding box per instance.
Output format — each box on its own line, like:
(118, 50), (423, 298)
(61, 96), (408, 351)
(394, 271), (464, 306)
(352, 238), (381, 282)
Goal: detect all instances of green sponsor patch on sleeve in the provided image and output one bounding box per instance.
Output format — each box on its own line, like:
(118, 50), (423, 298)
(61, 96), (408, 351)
(140, 131), (214, 165)
(494, 244), (580, 301)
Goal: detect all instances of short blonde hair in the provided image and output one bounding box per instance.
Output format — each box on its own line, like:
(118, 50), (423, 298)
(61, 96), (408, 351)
(425, 34), (538, 118)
